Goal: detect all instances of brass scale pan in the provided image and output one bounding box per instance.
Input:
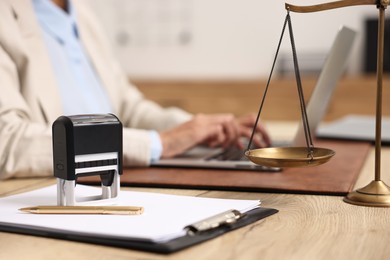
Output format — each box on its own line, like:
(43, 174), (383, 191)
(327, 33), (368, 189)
(246, 147), (335, 168)
(245, 9), (335, 168)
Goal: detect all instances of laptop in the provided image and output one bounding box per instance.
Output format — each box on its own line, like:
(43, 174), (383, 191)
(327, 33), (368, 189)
(152, 26), (357, 171)
(316, 114), (390, 145)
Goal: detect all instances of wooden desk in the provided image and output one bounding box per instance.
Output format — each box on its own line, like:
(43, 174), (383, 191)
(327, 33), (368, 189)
(2, 75), (390, 259)
(1, 149), (390, 259)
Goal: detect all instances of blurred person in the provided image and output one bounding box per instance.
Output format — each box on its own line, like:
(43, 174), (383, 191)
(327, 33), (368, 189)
(0, 0), (270, 179)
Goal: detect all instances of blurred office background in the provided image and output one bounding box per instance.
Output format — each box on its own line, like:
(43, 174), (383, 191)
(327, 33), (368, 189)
(87, 0), (390, 120)
(88, 0), (383, 81)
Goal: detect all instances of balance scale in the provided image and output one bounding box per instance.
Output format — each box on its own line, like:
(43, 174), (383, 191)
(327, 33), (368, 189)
(245, 0), (390, 207)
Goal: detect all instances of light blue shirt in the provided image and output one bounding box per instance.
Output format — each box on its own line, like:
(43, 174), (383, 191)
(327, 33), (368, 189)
(32, 0), (162, 161)
(32, 0), (112, 115)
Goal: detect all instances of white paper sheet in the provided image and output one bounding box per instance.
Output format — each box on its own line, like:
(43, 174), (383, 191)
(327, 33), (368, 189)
(0, 185), (260, 242)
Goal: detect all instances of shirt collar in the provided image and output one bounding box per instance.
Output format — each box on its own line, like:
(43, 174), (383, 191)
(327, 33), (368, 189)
(32, 0), (78, 44)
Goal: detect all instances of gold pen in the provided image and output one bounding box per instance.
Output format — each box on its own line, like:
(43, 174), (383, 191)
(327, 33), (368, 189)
(19, 205), (144, 215)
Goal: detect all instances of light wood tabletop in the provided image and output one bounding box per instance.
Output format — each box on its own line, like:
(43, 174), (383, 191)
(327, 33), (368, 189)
(1, 122), (390, 260)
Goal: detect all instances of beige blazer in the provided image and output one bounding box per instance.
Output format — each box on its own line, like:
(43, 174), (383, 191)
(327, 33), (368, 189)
(0, 0), (191, 179)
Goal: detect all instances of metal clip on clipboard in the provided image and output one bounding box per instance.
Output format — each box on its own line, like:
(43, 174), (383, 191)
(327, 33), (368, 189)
(185, 209), (244, 235)
(52, 114), (123, 206)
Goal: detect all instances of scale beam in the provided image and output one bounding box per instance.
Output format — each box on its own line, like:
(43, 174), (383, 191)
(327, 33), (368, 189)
(285, 0), (382, 13)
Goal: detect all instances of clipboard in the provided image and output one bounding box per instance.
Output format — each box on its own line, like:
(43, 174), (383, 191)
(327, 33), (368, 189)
(0, 207), (277, 253)
(0, 185), (278, 254)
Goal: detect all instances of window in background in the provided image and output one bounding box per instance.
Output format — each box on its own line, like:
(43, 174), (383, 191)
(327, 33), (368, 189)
(112, 0), (193, 48)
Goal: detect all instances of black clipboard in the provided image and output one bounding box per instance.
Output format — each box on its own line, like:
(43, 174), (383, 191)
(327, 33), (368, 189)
(0, 207), (277, 254)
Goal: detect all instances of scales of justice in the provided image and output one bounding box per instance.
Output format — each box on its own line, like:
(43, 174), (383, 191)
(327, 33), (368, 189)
(245, 0), (390, 207)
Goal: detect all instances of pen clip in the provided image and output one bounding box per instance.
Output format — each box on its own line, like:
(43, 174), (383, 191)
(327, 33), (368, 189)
(184, 209), (244, 235)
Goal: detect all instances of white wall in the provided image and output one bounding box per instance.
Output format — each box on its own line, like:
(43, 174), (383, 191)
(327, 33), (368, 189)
(89, 0), (379, 80)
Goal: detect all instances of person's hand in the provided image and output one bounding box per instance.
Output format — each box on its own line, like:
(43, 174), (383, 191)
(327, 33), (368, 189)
(159, 113), (270, 158)
(159, 113), (240, 158)
(235, 113), (271, 149)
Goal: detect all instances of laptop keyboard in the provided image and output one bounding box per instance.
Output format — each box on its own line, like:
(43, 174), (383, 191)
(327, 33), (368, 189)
(207, 147), (247, 161)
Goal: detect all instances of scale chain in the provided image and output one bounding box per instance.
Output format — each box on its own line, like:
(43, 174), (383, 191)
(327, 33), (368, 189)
(246, 13), (289, 152)
(246, 11), (314, 160)
(286, 13), (315, 154)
